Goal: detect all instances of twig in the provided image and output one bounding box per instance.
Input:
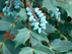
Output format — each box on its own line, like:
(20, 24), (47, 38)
(0, 16), (19, 49)
(56, 0), (69, 4)
(54, 27), (68, 41)
(28, 22), (34, 54)
(0, 30), (11, 49)
(26, 0), (39, 22)
(55, 51), (59, 54)
(28, 22), (33, 48)
(47, 42), (53, 50)
(26, 0), (34, 49)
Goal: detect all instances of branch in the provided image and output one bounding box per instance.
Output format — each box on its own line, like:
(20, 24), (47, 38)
(26, 0), (34, 52)
(54, 27), (68, 41)
(0, 16), (19, 49)
(0, 30), (11, 49)
(26, 0), (39, 22)
(56, 0), (69, 4)
(28, 22), (33, 48)
(47, 42), (53, 50)
(28, 22), (34, 54)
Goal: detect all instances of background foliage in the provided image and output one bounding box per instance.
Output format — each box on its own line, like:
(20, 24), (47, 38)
(0, 0), (72, 54)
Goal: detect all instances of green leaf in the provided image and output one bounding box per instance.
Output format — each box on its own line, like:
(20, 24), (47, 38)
(49, 32), (60, 41)
(14, 28), (30, 47)
(34, 44), (54, 54)
(19, 47), (33, 54)
(69, 30), (72, 37)
(20, 1), (24, 8)
(50, 0), (57, 7)
(32, 37), (40, 46)
(31, 31), (49, 46)
(0, 32), (4, 52)
(2, 16), (15, 23)
(66, 52), (72, 54)
(44, 23), (56, 34)
(14, 22), (24, 29)
(56, 0), (72, 18)
(2, 46), (11, 54)
(11, 22), (24, 36)
(51, 39), (72, 52)
(1, 39), (19, 54)
(0, 31), (4, 42)
(0, 0), (5, 12)
(31, 31), (49, 42)
(0, 32), (19, 54)
(0, 20), (12, 31)
(30, 0), (35, 6)
(10, 27), (18, 37)
(42, 0), (57, 15)
(17, 8), (27, 21)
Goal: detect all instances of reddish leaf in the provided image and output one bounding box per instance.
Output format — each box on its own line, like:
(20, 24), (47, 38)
(0, 52), (2, 54)
(4, 32), (15, 40)
(0, 13), (4, 17)
(49, 33), (53, 35)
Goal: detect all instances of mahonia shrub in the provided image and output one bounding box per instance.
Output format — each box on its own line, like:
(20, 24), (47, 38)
(0, 0), (72, 54)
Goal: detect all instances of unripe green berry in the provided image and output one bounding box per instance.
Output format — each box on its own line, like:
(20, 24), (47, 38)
(33, 26), (39, 30)
(3, 7), (6, 12)
(58, 17), (60, 22)
(39, 13), (44, 18)
(8, 12), (11, 16)
(34, 7), (39, 13)
(38, 27), (41, 33)
(29, 16), (34, 21)
(34, 22), (39, 27)
(41, 16), (46, 19)
(40, 23), (46, 27)
(26, 7), (31, 12)
(27, 12), (32, 16)
(58, 12), (61, 15)
(32, 18), (37, 22)
(56, 8), (59, 11)
(41, 26), (46, 29)
(31, 22), (35, 26)
(5, 1), (8, 4)
(37, 10), (42, 15)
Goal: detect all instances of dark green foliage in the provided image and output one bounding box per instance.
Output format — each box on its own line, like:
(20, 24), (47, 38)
(0, 0), (72, 54)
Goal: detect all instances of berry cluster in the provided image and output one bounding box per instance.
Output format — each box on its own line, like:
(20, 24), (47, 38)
(56, 8), (61, 22)
(26, 7), (47, 33)
(2, 0), (20, 16)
